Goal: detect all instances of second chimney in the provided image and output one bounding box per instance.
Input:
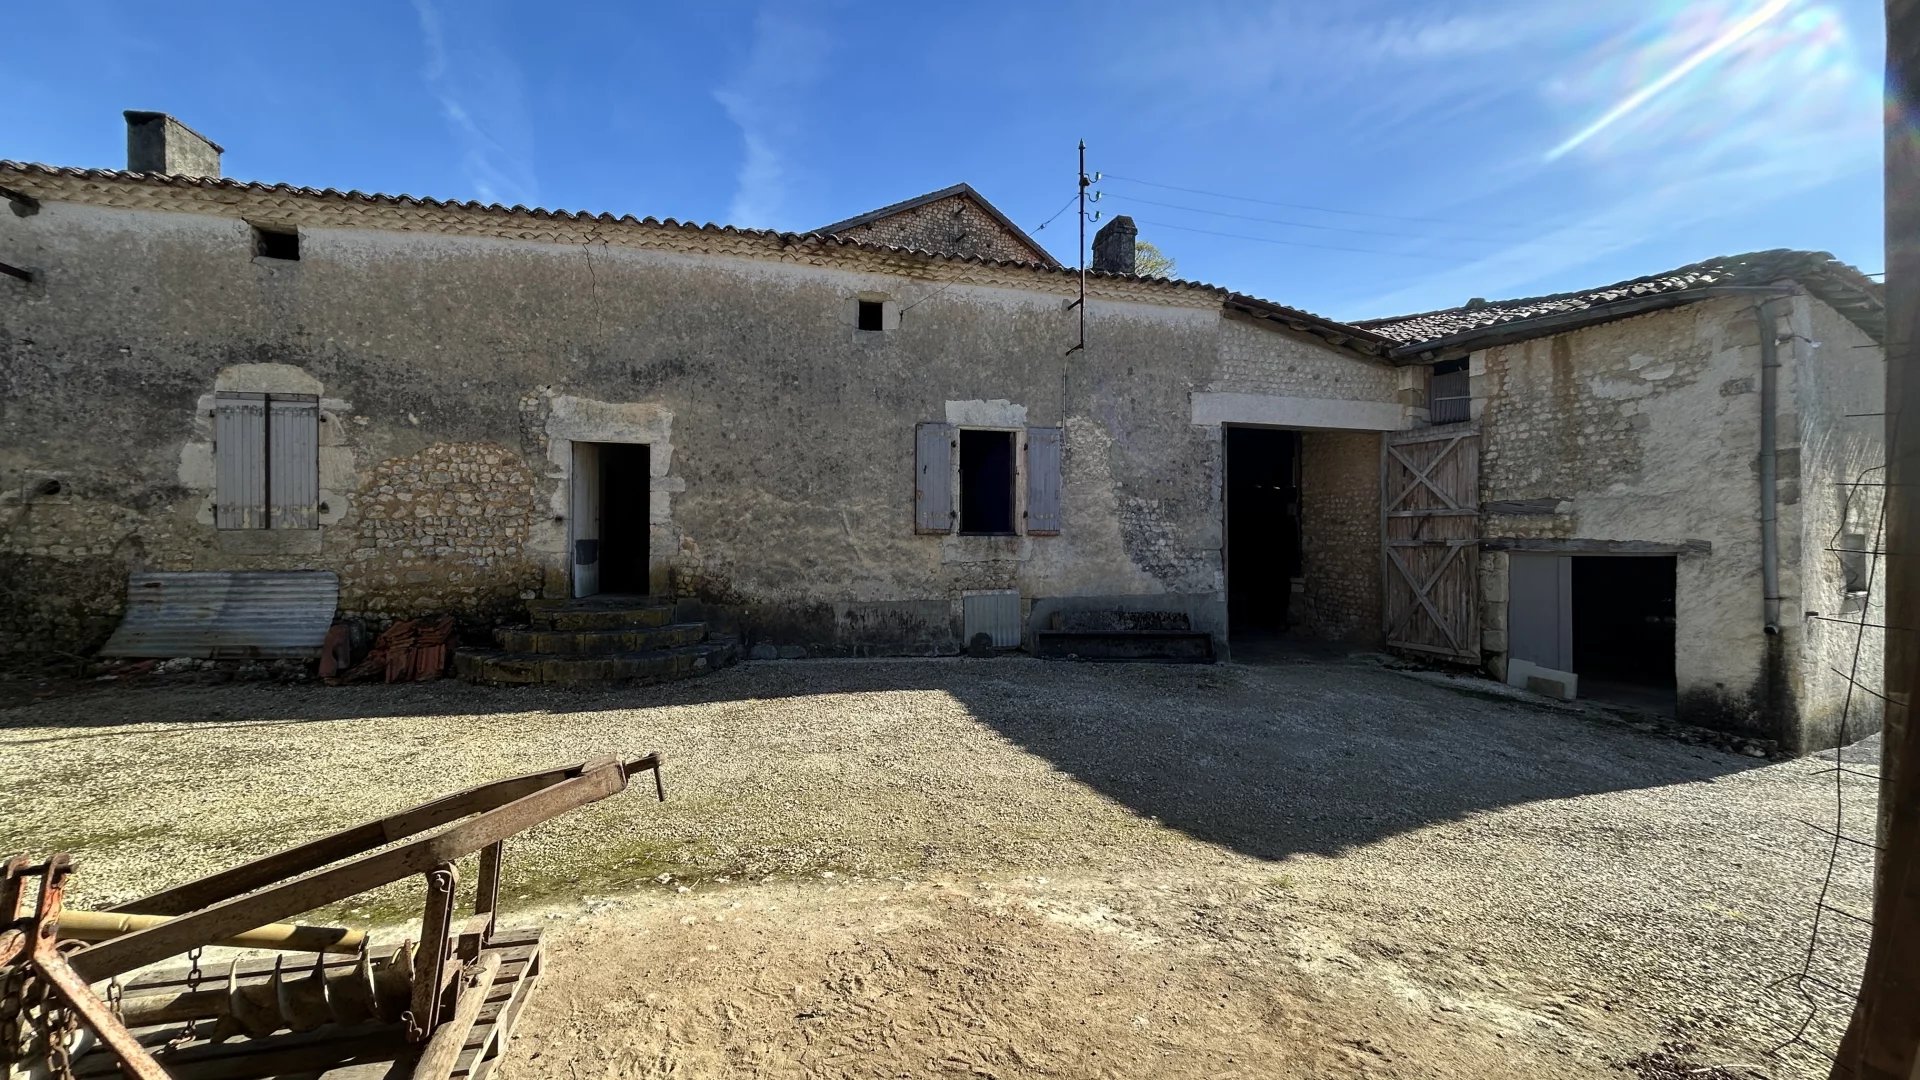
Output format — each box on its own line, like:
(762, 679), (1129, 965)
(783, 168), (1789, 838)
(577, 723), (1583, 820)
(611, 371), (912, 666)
(124, 111), (223, 178)
(1091, 215), (1138, 275)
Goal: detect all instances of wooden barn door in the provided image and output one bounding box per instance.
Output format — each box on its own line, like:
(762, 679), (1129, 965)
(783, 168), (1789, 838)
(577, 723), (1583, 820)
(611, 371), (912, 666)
(1382, 424), (1480, 661)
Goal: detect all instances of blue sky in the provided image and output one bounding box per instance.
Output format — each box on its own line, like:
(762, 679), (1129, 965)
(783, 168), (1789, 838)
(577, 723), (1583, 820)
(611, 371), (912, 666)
(3, 0), (1886, 320)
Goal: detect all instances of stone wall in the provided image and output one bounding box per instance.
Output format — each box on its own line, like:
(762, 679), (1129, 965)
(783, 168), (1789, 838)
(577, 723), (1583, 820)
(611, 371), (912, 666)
(830, 194), (1045, 265)
(0, 172), (1412, 664)
(1295, 431), (1382, 640)
(1211, 316), (1400, 402)
(1793, 292), (1888, 750)
(342, 442), (545, 621)
(1471, 295), (1884, 749)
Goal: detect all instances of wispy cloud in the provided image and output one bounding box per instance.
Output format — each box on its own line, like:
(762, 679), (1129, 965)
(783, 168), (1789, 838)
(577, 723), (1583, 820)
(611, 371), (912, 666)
(713, 7), (834, 228)
(411, 0), (538, 205)
(1348, 1), (1881, 316)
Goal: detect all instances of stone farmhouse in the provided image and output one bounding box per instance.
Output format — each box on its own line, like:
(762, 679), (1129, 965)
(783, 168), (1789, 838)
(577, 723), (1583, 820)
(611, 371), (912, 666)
(0, 113), (1886, 752)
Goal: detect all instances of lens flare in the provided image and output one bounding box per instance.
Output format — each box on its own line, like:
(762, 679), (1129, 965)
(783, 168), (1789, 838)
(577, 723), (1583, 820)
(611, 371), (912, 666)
(1542, 0), (1878, 171)
(1546, 0), (1792, 160)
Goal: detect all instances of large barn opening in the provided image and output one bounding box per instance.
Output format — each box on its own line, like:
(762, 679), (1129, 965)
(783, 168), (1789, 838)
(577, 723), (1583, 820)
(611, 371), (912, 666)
(1224, 426), (1302, 639)
(1570, 555), (1677, 711)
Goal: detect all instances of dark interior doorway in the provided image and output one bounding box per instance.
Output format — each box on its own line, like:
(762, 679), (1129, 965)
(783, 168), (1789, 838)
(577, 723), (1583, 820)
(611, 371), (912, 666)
(1571, 556), (1676, 709)
(1225, 427), (1302, 636)
(597, 442), (651, 595)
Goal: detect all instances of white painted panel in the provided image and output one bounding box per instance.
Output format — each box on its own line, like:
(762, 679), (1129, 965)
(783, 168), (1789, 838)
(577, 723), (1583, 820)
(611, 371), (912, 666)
(571, 442), (602, 598)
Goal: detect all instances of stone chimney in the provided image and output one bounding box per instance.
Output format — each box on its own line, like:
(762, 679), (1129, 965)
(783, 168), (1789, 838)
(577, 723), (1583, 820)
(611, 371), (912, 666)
(1091, 215), (1138, 275)
(124, 111), (223, 177)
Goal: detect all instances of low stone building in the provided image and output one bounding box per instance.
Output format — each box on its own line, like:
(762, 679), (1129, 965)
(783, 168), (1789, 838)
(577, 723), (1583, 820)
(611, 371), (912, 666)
(1360, 254), (1887, 751)
(0, 113), (1412, 674)
(0, 114), (1884, 752)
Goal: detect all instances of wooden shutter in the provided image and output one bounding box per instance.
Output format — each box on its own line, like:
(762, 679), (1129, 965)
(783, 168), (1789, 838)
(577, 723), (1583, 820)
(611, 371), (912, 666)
(214, 393), (267, 529)
(914, 422), (955, 534)
(1025, 426), (1062, 535)
(268, 396), (319, 529)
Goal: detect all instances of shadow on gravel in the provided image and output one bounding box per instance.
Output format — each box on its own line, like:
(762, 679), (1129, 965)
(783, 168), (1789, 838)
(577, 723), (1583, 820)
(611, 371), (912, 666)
(0, 655), (1766, 862)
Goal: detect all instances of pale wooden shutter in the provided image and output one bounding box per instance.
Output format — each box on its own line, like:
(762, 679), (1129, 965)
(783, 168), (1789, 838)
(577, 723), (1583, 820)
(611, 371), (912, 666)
(268, 395), (320, 529)
(914, 422), (955, 534)
(1025, 426), (1062, 535)
(214, 392), (267, 529)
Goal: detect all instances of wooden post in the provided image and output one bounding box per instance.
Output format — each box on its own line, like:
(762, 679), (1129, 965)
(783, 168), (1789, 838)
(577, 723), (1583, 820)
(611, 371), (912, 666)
(1831, 3), (1920, 1076)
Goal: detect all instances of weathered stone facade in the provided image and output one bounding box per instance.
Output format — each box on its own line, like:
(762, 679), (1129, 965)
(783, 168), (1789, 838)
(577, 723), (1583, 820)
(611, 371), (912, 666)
(0, 165), (1407, 664)
(344, 442), (544, 621)
(1465, 295), (1885, 750)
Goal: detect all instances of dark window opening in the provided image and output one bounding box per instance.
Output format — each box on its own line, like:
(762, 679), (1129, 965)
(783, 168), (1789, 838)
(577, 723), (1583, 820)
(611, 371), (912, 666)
(1224, 426), (1302, 636)
(857, 299), (884, 332)
(959, 429), (1016, 534)
(254, 226), (300, 261)
(1571, 555), (1676, 709)
(1429, 357), (1469, 424)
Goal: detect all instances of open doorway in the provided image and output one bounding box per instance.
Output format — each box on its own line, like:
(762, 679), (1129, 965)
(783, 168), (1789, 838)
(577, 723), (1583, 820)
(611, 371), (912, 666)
(1571, 555), (1676, 711)
(570, 442), (651, 597)
(1224, 427), (1302, 637)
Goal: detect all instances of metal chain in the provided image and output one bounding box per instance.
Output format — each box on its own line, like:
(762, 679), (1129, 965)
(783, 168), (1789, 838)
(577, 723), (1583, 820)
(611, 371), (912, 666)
(0, 966), (28, 1063)
(43, 987), (77, 1080)
(169, 945), (205, 1049)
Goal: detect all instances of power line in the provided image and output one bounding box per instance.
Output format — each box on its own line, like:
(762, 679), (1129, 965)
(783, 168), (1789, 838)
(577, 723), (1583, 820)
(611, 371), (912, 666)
(1130, 218), (1461, 262)
(1103, 192), (1506, 246)
(1102, 172), (1610, 236)
(1031, 193), (1078, 233)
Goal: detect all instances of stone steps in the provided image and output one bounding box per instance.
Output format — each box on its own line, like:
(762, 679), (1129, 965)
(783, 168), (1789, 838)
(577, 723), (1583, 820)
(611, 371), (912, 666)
(525, 596), (677, 631)
(493, 623), (709, 654)
(457, 597), (739, 686)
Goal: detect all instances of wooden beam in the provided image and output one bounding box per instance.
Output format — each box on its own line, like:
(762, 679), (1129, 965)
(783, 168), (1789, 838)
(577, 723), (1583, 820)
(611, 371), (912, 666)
(1480, 537), (1711, 555)
(1485, 498), (1566, 516)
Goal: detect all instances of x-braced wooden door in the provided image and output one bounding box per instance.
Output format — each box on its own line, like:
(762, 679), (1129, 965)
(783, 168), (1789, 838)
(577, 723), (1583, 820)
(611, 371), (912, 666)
(1382, 424), (1480, 661)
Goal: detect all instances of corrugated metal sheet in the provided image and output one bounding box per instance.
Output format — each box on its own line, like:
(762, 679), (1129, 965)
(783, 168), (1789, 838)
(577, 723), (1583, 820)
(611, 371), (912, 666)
(215, 393), (266, 529)
(915, 422), (955, 534)
(269, 397), (319, 529)
(963, 590), (1022, 648)
(1025, 426), (1063, 535)
(101, 571), (340, 659)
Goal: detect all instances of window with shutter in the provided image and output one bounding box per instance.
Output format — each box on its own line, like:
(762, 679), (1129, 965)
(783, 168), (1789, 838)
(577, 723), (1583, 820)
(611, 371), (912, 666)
(214, 391), (319, 530)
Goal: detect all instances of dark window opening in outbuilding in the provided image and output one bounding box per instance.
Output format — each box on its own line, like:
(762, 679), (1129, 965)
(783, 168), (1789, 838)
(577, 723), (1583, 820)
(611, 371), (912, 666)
(857, 299), (884, 332)
(254, 226), (300, 261)
(959, 429), (1016, 535)
(1429, 357), (1470, 424)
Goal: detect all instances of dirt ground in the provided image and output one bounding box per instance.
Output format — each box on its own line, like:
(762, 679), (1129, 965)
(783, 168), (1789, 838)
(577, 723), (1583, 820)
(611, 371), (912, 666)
(0, 655), (1877, 1079)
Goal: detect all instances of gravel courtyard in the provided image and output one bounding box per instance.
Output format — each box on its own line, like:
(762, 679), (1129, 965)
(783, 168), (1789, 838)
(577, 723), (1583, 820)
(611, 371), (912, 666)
(0, 656), (1877, 1078)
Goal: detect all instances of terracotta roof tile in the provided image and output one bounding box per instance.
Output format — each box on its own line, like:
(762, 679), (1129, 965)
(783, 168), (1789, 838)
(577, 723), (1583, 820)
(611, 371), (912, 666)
(1358, 249), (1884, 351)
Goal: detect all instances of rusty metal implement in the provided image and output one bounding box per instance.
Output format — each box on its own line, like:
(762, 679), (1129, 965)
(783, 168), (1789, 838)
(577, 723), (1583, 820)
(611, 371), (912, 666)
(0, 753), (665, 1080)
